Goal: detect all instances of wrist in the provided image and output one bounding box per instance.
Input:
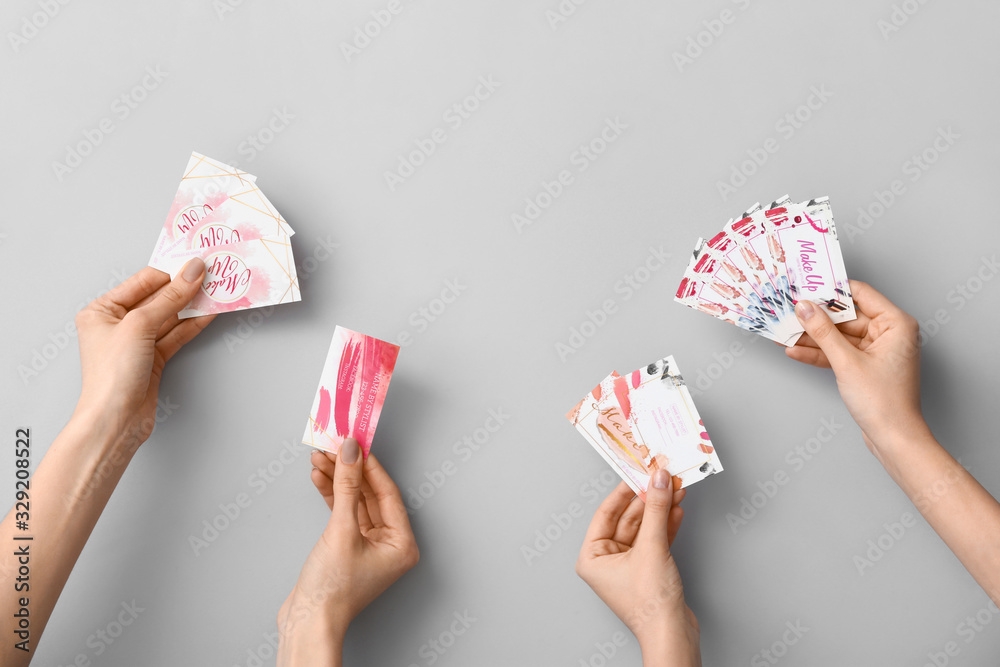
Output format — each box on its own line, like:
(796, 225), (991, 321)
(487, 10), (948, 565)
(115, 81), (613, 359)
(637, 609), (701, 667)
(66, 404), (128, 457)
(71, 400), (149, 459)
(865, 414), (933, 462)
(39, 405), (141, 505)
(278, 592), (350, 652)
(278, 607), (346, 667)
(71, 399), (125, 440)
(278, 627), (344, 667)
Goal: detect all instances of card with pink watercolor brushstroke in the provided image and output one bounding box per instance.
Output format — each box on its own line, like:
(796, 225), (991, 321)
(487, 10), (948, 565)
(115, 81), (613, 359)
(619, 356), (721, 491)
(148, 152), (259, 266)
(149, 168), (295, 272)
(566, 357), (721, 495)
(147, 152), (301, 319)
(303, 327), (400, 458)
(566, 371), (651, 494)
(164, 235), (301, 318)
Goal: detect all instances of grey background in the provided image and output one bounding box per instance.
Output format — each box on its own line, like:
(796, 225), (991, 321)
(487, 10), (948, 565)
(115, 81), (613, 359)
(3, 0), (1000, 665)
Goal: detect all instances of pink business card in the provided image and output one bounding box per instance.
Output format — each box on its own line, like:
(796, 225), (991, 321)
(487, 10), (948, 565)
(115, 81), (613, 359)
(148, 152), (301, 319)
(566, 357), (721, 495)
(169, 236), (301, 319)
(148, 152), (259, 267)
(303, 327), (400, 457)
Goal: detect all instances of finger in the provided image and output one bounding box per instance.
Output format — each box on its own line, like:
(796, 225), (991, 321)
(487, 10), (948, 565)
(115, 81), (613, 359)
(794, 330), (863, 350)
(634, 470), (675, 553)
(667, 505), (685, 547)
(361, 477), (384, 528)
(131, 279), (178, 312)
(356, 493), (375, 533)
(102, 267), (171, 309)
(155, 313), (216, 364)
(793, 301), (857, 371)
(673, 484), (686, 507)
(128, 258), (206, 331)
(155, 313), (181, 341)
(330, 438), (364, 533)
(849, 280), (899, 319)
(310, 467), (334, 511)
(362, 453), (412, 533)
(785, 344), (833, 369)
(311, 450), (336, 480)
(154, 301), (209, 339)
(612, 495), (646, 546)
(315, 454), (373, 530)
(833, 315), (872, 340)
(583, 482), (636, 544)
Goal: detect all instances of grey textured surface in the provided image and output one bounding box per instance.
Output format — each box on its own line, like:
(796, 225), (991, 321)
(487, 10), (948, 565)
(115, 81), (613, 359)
(3, 0), (1000, 665)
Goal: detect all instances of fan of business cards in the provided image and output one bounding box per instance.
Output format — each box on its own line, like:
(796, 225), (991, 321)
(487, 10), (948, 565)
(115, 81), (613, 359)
(147, 152), (301, 318)
(674, 195), (855, 346)
(566, 356), (722, 494)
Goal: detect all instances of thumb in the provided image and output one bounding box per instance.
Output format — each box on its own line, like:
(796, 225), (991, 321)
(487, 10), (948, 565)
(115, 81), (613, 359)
(794, 300), (856, 370)
(134, 258), (205, 328)
(635, 469), (674, 553)
(331, 438), (363, 532)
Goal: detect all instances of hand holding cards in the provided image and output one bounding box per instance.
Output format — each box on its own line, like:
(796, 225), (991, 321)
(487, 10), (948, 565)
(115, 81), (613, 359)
(303, 327), (400, 458)
(675, 195), (855, 345)
(566, 356), (721, 496)
(147, 152), (301, 318)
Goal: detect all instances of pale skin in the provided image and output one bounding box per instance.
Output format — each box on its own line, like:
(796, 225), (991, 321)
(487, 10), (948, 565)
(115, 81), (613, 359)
(576, 473), (701, 667)
(0, 259), (216, 666)
(6, 264), (996, 665)
(577, 279), (1000, 664)
(787, 280), (1000, 603)
(0, 260), (419, 666)
(276, 441), (419, 666)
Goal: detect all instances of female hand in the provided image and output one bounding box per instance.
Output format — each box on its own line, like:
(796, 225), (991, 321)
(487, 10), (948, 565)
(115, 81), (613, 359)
(74, 259), (215, 442)
(278, 439), (419, 664)
(576, 473), (700, 667)
(0, 259), (215, 666)
(785, 280), (925, 451)
(788, 283), (1000, 609)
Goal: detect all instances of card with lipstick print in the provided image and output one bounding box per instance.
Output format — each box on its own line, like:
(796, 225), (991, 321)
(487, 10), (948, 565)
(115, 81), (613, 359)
(674, 195), (855, 345)
(303, 327), (400, 458)
(566, 356), (721, 495)
(147, 152), (301, 319)
(764, 196), (855, 323)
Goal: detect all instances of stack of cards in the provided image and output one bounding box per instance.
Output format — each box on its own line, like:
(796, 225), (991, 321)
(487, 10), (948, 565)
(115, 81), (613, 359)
(566, 356), (721, 495)
(674, 195), (855, 346)
(147, 152), (301, 319)
(303, 327), (400, 458)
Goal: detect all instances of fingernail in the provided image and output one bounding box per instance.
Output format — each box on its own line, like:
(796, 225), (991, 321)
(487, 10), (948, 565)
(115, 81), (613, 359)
(340, 437), (359, 465)
(182, 258), (205, 283)
(795, 300), (816, 322)
(652, 469), (669, 489)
